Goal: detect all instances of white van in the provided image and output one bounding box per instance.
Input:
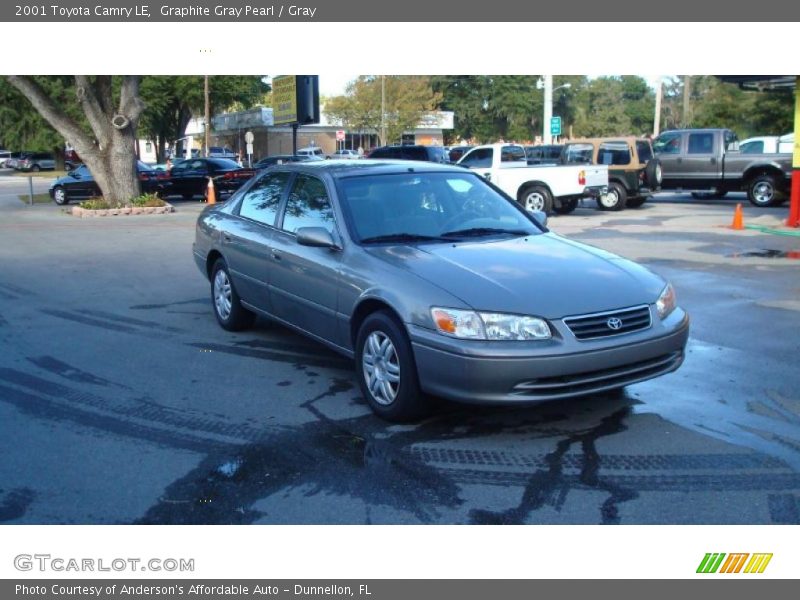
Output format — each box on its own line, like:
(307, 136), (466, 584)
(296, 146), (326, 159)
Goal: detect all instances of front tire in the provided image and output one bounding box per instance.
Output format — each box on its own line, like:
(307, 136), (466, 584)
(519, 185), (553, 213)
(211, 258), (255, 331)
(31, 165), (40, 173)
(52, 186), (68, 205)
(355, 311), (427, 422)
(747, 174), (782, 207)
(597, 182), (627, 211)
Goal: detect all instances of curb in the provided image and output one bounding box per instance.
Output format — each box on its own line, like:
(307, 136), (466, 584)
(69, 203), (175, 217)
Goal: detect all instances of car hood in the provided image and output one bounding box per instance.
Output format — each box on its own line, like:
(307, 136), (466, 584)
(364, 233), (665, 319)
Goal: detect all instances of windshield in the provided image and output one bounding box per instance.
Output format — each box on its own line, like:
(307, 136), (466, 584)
(337, 172), (541, 243)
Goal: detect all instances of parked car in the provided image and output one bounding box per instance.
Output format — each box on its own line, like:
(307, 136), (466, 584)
(561, 138), (662, 210)
(296, 146), (326, 159)
(208, 146), (238, 159)
(738, 134), (794, 155)
(49, 161), (163, 205)
(17, 151), (55, 172)
(4, 151), (27, 169)
(367, 145), (450, 163)
(457, 143), (608, 214)
(253, 155), (323, 169)
(448, 146), (473, 163)
(165, 157), (254, 200)
(653, 128), (792, 207)
(0, 150), (11, 167)
(193, 160), (688, 421)
(525, 144), (563, 165)
(329, 149), (362, 160)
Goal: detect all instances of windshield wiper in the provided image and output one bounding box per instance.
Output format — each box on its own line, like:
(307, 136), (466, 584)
(360, 232), (448, 244)
(440, 227), (531, 238)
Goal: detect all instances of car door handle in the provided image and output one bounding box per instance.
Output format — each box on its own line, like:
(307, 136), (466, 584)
(271, 250), (282, 261)
(222, 234), (232, 244)
(710, 157), (717, 165)
(676, 158), (682, 164)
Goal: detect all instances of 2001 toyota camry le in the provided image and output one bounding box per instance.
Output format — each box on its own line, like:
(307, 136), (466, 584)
(193, 160), (689, 421)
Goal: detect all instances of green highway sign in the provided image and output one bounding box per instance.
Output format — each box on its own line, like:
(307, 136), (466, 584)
(550, 116), (562, 136)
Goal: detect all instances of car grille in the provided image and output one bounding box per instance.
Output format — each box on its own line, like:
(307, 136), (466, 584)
(563, 305), (651, 340)
(511, 351), (683, 398)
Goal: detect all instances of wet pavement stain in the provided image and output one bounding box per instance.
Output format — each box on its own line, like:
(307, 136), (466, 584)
(469, 408), (636, 525)
(27, 356), (126, 388)
(188, 342), (353, 370)
(0, 488), (35, 522)
(129, 298), (209, 310)
(136, 380), (583, 525)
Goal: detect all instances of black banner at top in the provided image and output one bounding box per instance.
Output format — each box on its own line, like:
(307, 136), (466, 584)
(3, 0), (800, 21)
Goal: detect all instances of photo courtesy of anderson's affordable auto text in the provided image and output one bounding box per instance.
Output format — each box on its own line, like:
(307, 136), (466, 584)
(0, 0), (799, 593)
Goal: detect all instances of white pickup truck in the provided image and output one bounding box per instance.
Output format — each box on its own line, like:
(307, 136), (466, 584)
(457, 143), (608, 214)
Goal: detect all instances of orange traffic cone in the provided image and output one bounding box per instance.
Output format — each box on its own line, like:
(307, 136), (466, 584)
(206, 177), (216, 205)
(731, 203), (744, 230)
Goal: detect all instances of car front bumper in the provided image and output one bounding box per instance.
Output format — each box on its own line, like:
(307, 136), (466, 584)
(409, 307), (689, 404)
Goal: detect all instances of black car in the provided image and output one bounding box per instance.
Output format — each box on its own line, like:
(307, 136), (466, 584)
(49, 162), (162, 205)
(366, 145), (449, 163)
(165, 158), (254, 200)
(253, 155), (321, 169)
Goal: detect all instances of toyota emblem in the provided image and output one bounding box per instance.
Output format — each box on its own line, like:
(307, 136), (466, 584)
(607, 317), (623, 330)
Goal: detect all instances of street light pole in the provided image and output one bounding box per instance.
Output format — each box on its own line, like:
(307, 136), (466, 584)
(380, 75), (386, 146)
(204, 75), (210, 157)
(543, 75), (553, 145)
(653, 77), (663, 137)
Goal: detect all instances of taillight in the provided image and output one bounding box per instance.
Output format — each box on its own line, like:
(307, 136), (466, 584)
(578, 170), (586, 186)
(138, 172), (149, 181)
(223, 172), (234, 180)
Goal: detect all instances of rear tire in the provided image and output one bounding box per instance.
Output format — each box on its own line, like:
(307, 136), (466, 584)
(210, 258), (255, 331)
(31, 165), (40, 173)
(644, 159), (662, 190)
(355, 311), (427, 422)
(553, 197), (578, 215)
(519, 185), (553, 214)
(597, 182), (627, 211)
(747, 174), (782, 207)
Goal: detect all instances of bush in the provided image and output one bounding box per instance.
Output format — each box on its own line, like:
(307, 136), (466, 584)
(130, 193), (167, 207)
(79, 194), (166, 210)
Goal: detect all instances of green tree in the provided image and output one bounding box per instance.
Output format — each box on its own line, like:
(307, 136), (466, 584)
(139, 76), (269, 162)
(573, 77), (633, 137)
(325, 76), (441, 146)
(5, 76), (144, 203)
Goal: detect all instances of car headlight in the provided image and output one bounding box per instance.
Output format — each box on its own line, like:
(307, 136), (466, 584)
(431, 307), (551, 340)
(656, 283), (676, 319)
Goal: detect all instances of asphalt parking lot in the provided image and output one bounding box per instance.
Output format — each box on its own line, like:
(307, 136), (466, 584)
(1, 182), (799, 524)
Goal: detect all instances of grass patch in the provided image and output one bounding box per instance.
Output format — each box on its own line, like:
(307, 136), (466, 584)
(13, 170), (67, 178)
(130, 193), (167, 207)
(18, 193), (52, 204)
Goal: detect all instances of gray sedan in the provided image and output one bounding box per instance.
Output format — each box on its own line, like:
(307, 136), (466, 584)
(193, 160), (689, 421)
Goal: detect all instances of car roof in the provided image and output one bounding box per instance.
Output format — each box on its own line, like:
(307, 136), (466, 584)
(270, 159), (468, 179)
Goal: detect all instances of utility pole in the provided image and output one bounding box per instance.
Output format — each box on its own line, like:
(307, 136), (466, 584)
(543, 75), (553, 145)
(653, 77), (663, 137)
(204, 75), (210, 157)
(682, 75), (692, 127)
(380, 75), (386, 146)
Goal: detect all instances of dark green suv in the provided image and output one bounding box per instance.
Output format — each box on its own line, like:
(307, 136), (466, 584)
(562, 137), (662, 210)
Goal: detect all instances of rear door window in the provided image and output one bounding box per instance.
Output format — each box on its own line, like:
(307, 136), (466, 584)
(500, 145), (526, 162)
(238, 171), (291, 227)
(597, 142), (631, 165)
(740, 141), (764, 154)
(687, 133), (714, 154)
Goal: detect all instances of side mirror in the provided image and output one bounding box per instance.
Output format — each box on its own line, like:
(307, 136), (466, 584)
(529, 209), (548, 228)
(296, 227), (337, 249)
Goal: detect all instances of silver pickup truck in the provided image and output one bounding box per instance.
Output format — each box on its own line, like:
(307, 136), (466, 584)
(654, 128), (792, 207)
